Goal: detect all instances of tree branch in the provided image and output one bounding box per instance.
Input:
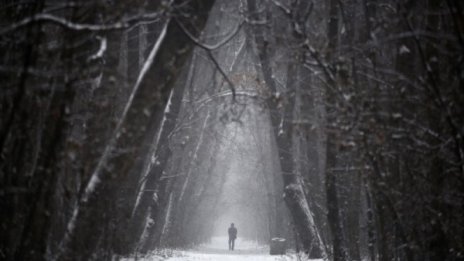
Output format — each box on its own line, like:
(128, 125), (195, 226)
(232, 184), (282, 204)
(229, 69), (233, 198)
(205, 50), (237, 101)
(175, 17), (243, 50)
(0, 12), (161, 35)
(174, 18), (241, 101)
(87, 36), (107, 62)
(53, 16), (171, 261)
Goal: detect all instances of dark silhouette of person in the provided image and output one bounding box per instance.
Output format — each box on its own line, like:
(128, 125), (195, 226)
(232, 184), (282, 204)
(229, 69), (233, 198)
(228, 223), (238, 250)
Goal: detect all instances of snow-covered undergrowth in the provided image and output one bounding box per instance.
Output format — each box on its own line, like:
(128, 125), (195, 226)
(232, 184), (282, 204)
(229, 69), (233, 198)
(122, 237), (323, 261)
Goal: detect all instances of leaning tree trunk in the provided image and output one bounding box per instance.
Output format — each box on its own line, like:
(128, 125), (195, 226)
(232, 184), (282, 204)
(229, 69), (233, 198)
(127, 51), (193, 252)
(246, 0), (327, 258)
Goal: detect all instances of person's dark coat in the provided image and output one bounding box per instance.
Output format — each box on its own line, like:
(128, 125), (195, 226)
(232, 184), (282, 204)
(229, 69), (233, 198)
(228, 226), (237, 239)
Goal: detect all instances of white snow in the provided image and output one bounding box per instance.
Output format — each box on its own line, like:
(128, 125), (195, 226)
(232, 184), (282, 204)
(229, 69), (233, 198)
(399, 45), (410, 54)
(124, 237), (324, 261)
(88, 36), (107, 61)
(166, 252), (291, 261)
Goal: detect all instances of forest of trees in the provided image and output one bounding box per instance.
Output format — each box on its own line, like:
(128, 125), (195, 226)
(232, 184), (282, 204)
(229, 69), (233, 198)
(1, 0), (463, 260)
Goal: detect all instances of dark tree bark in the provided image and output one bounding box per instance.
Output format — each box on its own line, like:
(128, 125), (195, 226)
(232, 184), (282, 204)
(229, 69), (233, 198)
(246, 0), (327, 257)
(325, 0), (348, 260)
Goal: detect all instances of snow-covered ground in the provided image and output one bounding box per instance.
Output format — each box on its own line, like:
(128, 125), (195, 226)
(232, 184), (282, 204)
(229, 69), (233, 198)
(125, 237), (323, 261)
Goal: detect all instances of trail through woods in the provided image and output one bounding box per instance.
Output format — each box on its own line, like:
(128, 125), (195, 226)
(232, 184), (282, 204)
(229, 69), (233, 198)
(124, 237), (323, 261)
(2, 0), (463, 260)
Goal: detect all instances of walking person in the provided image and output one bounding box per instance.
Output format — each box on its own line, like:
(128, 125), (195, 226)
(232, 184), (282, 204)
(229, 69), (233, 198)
(228, 223), (238, 250)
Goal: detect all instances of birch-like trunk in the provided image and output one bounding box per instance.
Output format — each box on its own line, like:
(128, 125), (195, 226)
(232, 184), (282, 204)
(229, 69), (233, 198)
(54, 18), (171, 260)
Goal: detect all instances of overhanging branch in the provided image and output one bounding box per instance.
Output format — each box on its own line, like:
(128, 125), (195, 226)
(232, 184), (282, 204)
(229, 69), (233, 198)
(175, 18), (242, 101)
(0, 12), (161, 35)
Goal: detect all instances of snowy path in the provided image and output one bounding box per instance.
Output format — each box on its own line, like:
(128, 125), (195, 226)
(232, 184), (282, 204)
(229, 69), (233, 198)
(127, 237), (322, 261)
(165, 251), (292, 261)
(165, 237), (295, 261)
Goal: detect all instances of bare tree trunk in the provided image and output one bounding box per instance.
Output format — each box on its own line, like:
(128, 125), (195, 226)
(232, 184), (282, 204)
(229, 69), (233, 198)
(325, 0), (348, 260)
(54, 17), (171, 260)
(128, 51), (191, 252)
(246, 0), (327, 257)
(364, 179), (376, 261)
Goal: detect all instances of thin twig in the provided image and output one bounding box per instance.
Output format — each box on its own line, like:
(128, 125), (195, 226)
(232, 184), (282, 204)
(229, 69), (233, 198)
(175, 18), (240, 101)
(206, 50), (237, 101)
(175, 17), (243, 50)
